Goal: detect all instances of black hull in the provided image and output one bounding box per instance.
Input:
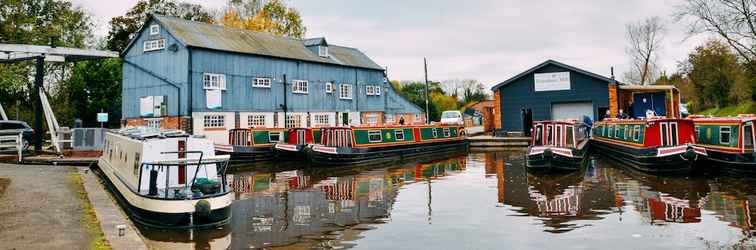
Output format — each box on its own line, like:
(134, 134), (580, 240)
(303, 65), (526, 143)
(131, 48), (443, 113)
(526, 147), (588, 172)
(591, 140), (696, 174)
(92, 167), (232, 229)
(698, 149), (756, 174)
(307, 140), (469, 166)
(218, 146), (274, 163)
(272, 145), (308, 160)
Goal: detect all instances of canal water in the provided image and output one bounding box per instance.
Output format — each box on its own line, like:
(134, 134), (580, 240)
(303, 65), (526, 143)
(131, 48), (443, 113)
(139, 151), (756, 249)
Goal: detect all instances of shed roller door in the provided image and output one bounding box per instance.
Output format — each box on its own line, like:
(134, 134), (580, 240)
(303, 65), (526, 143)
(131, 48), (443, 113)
(552, 102), (593, 121)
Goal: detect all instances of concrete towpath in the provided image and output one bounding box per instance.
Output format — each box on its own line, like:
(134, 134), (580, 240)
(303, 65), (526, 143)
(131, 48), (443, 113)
(80, 167), (147, 250)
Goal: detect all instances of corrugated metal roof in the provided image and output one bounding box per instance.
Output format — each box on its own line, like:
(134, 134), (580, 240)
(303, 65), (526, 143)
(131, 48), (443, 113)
(153, 15), (383, 70)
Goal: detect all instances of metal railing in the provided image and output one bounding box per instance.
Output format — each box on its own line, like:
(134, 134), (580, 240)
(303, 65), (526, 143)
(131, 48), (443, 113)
(0, 130), (24, 163)
(136, 151), (230, 199)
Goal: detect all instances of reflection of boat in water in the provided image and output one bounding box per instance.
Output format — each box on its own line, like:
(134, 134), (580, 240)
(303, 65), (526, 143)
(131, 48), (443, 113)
(138, 225), (232, 250)
(97, 127), (233, 228)
(224, 155), (467, 248)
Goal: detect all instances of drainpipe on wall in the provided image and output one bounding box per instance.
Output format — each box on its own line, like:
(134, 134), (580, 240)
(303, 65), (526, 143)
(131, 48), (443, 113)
(354, 69), (359, 124)
(186, 47), (193, 132)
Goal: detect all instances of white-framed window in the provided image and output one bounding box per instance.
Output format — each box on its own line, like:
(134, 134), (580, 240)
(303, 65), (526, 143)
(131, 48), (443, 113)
(633, 125), (641, 141)
(660, 123), (669, 146)
(670, 122), (679, 146)
(269, 131), (282, 142)
(139, 96), (167, 117)
(432, 128), (438, 138)
(325, 82), (334, 93)
(248, 115), (266, 127)
(366, 85), (375, 96)
(608, 125), (615, 138)
(375, 86), (381, 96)
(292, 80), (308, 94)
(286, 114), (302, 128)
(313, 114), (330, 126)
(203, 114), (225, 128)
(395, 130), (405, 141)
(146, 118), (161, 128)
(149, 24), (160, 35)
(143, 39), (166, 52)
(319, 45), (328, 57)
(720, 126), (732, 145)
(253, 78), (271, 88)
(366, 114), (378, 125)
(385, 114), (395, 124)
(443, 128), (451, 137)
(368, 130), (382, 142)
(340, 84), (353, 100)
(203, 73), (226, 90)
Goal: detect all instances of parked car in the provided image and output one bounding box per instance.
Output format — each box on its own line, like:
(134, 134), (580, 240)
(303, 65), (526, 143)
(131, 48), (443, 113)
(0, 120), (34, 148)
(440, 111), (464, 125)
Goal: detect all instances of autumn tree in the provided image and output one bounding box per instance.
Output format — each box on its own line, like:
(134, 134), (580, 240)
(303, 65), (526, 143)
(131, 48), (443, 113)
(218, 0), (306, 39)
(106, 0), (213, 52)
(624, 16), (665, 85)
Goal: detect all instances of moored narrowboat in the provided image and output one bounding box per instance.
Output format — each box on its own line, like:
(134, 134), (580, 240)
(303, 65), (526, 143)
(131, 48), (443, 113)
(306, 124), (468, 166)
(216, 128), (287, 162)
(526, 120), (591, 172)
(97, 127), (233, 228)
(591, 118), (705, 174)
(272, 128), (322, 159)
(691, 115), (756, 172)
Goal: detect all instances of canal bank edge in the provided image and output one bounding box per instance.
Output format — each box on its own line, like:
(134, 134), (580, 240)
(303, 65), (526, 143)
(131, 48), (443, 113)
(78, 167), (148, 250)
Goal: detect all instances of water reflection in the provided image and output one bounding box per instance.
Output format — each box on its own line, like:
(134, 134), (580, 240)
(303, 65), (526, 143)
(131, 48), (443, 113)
(137, 152), (756, 249)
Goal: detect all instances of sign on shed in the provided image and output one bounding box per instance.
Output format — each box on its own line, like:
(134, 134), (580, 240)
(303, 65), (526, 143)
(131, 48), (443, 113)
(534, 72), (570, 91)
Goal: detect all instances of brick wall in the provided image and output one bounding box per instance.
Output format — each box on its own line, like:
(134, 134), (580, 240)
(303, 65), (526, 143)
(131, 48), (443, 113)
(124, 116), (192, 131)
(361, 112), (384, 125)
(493, 90), (502, 129)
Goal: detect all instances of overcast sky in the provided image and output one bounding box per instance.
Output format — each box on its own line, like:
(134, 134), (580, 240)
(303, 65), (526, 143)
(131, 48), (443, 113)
(72, 0), (711, 88)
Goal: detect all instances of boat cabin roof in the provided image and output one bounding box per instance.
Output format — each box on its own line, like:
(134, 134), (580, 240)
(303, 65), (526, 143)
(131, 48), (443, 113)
(596, 117), (692, 125)
(689, 115), (756, 124)
(111, 127), (189, 140)
(533, 120), (584, 126)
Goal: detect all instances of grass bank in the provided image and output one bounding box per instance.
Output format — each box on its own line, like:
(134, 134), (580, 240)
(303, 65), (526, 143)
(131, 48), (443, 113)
(68, 170), (112, 250)
(697, 101), (756, 117)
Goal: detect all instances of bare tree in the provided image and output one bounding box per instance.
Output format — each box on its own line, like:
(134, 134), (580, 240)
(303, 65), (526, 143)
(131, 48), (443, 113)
(676, 0), (756, 66)
(625, 17), (666, 85)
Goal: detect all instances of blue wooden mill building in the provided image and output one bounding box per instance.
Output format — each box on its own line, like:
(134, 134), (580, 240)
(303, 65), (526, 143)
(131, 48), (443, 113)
(121, 14), (423, 144)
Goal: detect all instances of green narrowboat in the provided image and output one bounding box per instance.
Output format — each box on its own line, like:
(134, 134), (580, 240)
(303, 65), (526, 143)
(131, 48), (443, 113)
(691, 115), (756, 172)
(216, 128), (288, 162)
(306, 124), (469, 166)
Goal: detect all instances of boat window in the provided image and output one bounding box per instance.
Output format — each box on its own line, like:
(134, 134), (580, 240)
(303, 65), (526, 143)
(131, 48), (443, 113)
(546, 125), (553, 145)
(670, 123), (679, 146)
(269, 131), (282, 142)
(695, 126), (700, 139)
(133, 153), (140, 175)
(566, 126), (574, 147)
(744, 124), (754, 152)
(633, 125), (641, 142)
(534, 125), (543, 146)
(395, 130), (405, 141)
(368, 130), (382, 142)
(661, 123), (669, 146)
(720, 126), (732, 145)
(615, 125), (621, 140)
(443, 128), (451, 137)
(556, 125), (563, 147)
(432, 128), (438, 138)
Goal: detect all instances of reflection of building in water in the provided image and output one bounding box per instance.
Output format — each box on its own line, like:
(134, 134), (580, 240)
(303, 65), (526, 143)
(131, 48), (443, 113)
(228, 156), (466, 248)
(703, 192), (753, 232)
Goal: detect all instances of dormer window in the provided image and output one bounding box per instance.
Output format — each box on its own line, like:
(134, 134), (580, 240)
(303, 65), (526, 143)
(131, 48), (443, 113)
(150, 24), (160, 35)
(318, 45), (328, 57)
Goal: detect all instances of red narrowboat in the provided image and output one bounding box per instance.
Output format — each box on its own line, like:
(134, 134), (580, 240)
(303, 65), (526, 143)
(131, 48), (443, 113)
(591, 118), (705, 174)
(272, 128), (319, 159)
(526, 120), (591, 172)
(690, 115), (756, 172)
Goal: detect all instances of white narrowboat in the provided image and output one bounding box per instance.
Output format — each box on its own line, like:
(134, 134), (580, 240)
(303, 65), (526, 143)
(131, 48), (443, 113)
(98, 127), (233, 228)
